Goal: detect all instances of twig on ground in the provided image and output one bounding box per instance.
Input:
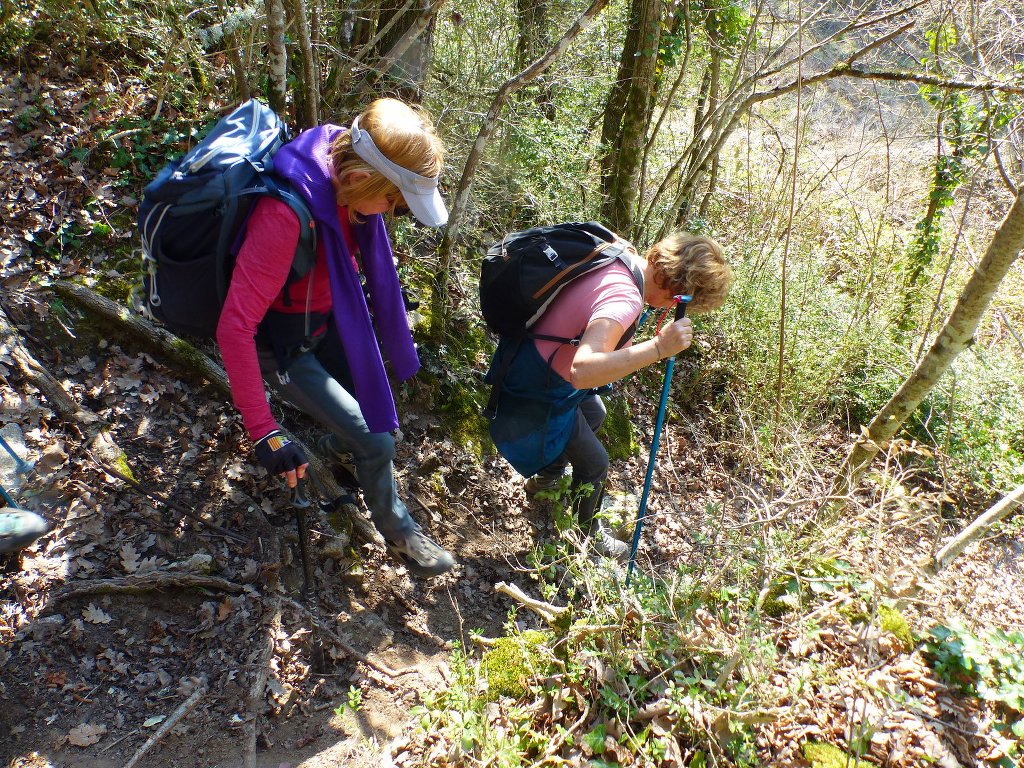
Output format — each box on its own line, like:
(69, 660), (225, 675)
(120, 683), (207, 768)
(245, 596), (280, 768)
(87, 451), (248, 543)
(495, 581), (569, 624)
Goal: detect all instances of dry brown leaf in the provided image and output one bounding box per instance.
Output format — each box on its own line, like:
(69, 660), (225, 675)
(67, 722), (106, 747)
(82, 604), (112, 625)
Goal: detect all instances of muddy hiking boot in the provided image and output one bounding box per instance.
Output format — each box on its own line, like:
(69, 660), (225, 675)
(589, 519), (629, 561)
(315, 434), (359, 490)
(386, 524), (456, 578)
(0, 508), (53, 555)
(524, 470), (565, 496)
(572, 481), (629, 561)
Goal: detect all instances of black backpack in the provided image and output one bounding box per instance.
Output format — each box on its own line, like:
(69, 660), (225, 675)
(479, 221), (644, 417)
(136, 99), (317, 338)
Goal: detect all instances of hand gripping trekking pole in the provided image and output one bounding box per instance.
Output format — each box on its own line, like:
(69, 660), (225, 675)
(626, 295), (691, 585)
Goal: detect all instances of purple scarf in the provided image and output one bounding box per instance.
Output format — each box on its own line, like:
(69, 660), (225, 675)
(272, 125), (420, 433)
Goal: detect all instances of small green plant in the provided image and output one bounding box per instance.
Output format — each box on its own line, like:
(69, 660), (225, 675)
(924, 621), (1024, 743)
(332, 685), (362, 716)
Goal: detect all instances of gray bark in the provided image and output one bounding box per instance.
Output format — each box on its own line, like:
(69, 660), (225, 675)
(289, 0), (320, 126)
(265, 0), (288, 115)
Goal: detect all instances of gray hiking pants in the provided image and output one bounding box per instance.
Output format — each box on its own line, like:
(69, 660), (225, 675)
(257, 337), (414, 543)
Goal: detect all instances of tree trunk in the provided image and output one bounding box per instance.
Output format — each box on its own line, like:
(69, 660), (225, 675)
(600, 0), (663, 236)
(364, 0), (442, 102)
(429, 0), (612, 340)
(289, 0), (320, 127)
(836, 189), (1024, 493)
(265, 0), (288, 115)
(515, 0), (555, 119)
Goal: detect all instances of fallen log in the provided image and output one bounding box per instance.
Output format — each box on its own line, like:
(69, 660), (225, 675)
(50, 573), (247, 603)
(933, 483), (1024, 571)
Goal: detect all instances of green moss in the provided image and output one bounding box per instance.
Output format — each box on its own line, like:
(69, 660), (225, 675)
(112, 452), (136, 483)
(845, 605), (915, 649)
(802, 741), (858, 768)
(479, 629), (551, 701)
(437, 381), (490, 460)
(878, 604), (915, 648)
(601, 396), (638, 462)
(411, 318), (493, 460)
(760, 578), (797, 618)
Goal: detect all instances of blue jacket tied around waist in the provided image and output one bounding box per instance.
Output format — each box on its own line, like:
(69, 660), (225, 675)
(486, 338), (591, 478)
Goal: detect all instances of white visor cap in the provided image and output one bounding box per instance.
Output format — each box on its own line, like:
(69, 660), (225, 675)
(349, 116), (448, 227)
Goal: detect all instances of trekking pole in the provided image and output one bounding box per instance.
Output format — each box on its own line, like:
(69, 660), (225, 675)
(626, 295), (691, 585)
(290, 475), (325, 671)
(0, 434), (33, 477)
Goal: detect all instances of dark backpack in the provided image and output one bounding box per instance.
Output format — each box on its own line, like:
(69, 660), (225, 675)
(137, 99), (317, 338)
(480, 221), (644, 418)
(479, 221), (642, 339)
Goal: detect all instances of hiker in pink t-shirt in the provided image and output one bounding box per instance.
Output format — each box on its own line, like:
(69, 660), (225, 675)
(488, 231), (734, 558)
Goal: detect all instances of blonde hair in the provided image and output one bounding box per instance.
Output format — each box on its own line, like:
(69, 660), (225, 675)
(645, 233), (734, 314)
(330, 98), (445, 222)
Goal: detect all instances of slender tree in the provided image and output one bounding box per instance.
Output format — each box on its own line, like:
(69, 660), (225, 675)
(429, 0), (612, 339)
(599, 0), (664, 236)
(265, 0), (288, 115)
(836, 188), (1024, 494)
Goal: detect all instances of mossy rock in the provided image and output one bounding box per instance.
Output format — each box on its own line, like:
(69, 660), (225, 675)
(601, 396), (638, 462)
(802, 741), (865, 768)
(760, 577), (798, 618)
(479, 629), (551, 701)
(878, 604), (914, 649)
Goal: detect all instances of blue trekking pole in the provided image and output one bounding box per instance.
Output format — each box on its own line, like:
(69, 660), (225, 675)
(0, 433), (33, 508)
(626, 295), (690, 585)
(0, 434), (33, 477)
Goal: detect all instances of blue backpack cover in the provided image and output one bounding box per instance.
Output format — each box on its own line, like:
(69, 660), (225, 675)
(137, 99), (316, 337)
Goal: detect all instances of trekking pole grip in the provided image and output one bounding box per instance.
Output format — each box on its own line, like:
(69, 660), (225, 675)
(674, 294), (692, 321)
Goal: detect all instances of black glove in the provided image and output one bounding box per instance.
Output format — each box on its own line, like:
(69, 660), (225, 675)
(254, 430), (307, 475)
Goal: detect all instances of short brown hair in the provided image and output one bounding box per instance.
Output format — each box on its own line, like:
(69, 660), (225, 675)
(330, 98), (445, 222)
(645, 233), (734, 314)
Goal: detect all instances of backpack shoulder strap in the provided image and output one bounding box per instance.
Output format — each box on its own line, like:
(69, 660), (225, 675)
(263, 176), (317, 279)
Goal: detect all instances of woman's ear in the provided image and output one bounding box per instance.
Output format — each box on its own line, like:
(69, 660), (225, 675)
(340, 170), (372, 187)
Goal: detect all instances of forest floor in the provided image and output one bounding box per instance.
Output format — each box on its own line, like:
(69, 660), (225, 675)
(3, 61), (1024, 768)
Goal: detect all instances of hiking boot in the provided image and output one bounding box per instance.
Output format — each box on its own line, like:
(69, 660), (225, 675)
(316, 434), (359, 489)
(589, 519), (629, 561)
(525, 471), (564, 496)
(0, 508), (53, 555)
(385, 524), (456, 578)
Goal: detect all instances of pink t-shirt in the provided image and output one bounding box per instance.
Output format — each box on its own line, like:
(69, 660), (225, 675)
(532, 260), (643, 383)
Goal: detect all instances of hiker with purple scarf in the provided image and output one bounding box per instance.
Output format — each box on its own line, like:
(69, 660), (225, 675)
(216, 98), (455, 577)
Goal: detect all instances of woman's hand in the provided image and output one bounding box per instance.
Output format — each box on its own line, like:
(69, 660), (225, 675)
(654, 316), (693, 358)
(570, 316), (694, 390)
(254, 430), (309, 488)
